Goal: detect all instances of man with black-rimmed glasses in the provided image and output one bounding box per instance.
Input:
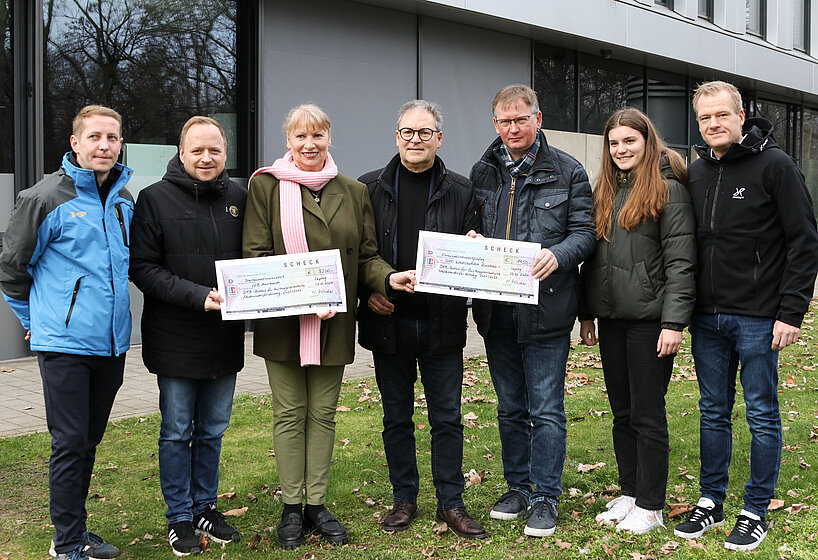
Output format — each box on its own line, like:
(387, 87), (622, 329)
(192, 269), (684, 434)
(357, 100), (485, 539)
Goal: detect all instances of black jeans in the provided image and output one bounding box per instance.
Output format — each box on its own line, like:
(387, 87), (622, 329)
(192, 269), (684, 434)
(373, 316), (466, 509)
(598, 319), (673, 510)
(38, 352), (125, 554)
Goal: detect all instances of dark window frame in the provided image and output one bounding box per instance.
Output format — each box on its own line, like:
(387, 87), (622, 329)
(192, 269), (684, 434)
(794, 0), (810, 52)
(746, 0), (767, 38)
(698, 0), (714, 21)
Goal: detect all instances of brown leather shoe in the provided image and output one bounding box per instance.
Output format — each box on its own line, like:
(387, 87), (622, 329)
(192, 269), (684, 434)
(381, 502), (418, 532)
(436, 507), (488, 539)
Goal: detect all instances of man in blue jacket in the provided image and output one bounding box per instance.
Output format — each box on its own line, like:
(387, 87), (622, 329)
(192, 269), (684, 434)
(673, 80), (818, 552)
(469, 84), (595, 539)
(0, 105), (133, 560)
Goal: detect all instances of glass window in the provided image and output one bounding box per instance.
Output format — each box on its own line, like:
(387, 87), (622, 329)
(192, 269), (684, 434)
(655, 0), (673, 7)
(1, 0), (12, 174)
(794, 0), (809, 51)
(698, 0), (714, 20)
(533, 44), (576, 133)
(578, 55), (643, 135)
(803, 107), (818, 219)
(43, 0), (239, 179)
(746, 0), (766, 37)
(756, 99), (793, 155)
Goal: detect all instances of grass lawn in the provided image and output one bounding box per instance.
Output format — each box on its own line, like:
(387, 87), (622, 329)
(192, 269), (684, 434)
(2, 301), (818, 559)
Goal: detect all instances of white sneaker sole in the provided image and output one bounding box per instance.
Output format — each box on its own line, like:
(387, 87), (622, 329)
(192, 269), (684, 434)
(524, 525), (556, 537)
(490, 510), (523, 520)
(617, 522), (664, 535)
(674, 520), (723, 539)
(724, 531), (767, 551)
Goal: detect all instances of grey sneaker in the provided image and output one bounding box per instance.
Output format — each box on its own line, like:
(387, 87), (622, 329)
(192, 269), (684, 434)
(523, 501), (558, 537)
(50, 531), (120, 559)
(489, 490), (529, 520)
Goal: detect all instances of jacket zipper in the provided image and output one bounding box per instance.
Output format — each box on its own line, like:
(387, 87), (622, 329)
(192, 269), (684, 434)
(65, 277), (82, 327)
(506, 176), (516, 240)
(115, 203), (128, 247)
(209, 204), (223, 259)
(708, 164), (724, 312)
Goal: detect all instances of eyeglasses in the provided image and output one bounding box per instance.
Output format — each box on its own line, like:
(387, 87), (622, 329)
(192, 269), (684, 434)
(494, 114), (536, 129)
(398, 127), (439, 142)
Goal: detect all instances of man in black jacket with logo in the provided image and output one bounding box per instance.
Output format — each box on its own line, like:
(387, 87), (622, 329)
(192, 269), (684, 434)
(673, 81), (818, 552)
(130, 116), (246, 556)
(357, 100), (485, 538)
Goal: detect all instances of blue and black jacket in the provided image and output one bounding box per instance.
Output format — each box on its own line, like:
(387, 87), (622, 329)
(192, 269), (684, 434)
(0, 153), (134, 356)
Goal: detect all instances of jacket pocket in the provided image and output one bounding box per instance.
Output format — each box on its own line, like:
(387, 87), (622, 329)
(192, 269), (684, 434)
(634, 261), (657, 299)
(532, 192), (569, 237)
(65, 276), (83, 327)
(115, 202), (129, 247)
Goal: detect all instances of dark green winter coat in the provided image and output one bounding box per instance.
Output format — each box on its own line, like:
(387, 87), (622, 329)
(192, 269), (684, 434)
(580, 157), (696, 329)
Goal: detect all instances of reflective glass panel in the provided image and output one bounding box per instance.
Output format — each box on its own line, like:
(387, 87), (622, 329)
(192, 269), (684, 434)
(579, 55), (642, 135)
(43, 0), (238, 178)
(746, 0), (766, 36)
(533, 44), (576, 132)
(1, 0), (12, 173)
(794, 0), (808, 51)
(802, 107), (818, 219)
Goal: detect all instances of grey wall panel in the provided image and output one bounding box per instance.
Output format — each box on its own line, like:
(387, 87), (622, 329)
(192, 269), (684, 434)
(259, 0), (417, 179)
(419, 17), (531, 177)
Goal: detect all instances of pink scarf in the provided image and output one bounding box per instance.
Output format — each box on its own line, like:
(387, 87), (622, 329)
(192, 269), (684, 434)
(252, 151), (338, 366)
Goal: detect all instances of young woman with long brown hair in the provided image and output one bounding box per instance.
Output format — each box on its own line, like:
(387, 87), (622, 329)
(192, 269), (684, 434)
(580, 107), (696, 534)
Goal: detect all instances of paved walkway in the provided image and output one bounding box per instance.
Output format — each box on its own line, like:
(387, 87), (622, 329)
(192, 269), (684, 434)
(0, 313), (491, 437)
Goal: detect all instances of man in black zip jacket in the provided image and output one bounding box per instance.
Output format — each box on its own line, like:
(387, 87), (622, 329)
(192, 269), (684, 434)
(130, 117), (246, 557)
(673, 81), (818, 552)
(357, 100), (485, 538)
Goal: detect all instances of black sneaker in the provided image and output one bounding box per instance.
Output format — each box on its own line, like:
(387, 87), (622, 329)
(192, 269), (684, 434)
(168, 521), (203, 557)
(50, 531), (120, 559)
(304, 507), (349, 545)
(523, 501), (558, 537)
(490, 490), (529, 520)
(277, 511), (304, 550)
(674, 498), (725, 538)
(724, 513), (768, 551)
(194, 503), (241, 544)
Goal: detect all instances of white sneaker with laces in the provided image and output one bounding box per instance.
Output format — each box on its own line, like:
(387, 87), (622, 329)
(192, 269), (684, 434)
(616, 506), (665, 534)
(595, 495), (636, 525)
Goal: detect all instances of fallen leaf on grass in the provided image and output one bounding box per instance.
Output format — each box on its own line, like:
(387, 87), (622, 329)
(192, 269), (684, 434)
(785, 503), (806, 514)
(464, 469), (488, 488)
(364, 498), (376, 506)
(799, 458), (812, 469)
(577, 462), (605, 473)
(768, 499), (785, 510)
(668, 503), (693, 518)
(786, 489), (801, 498)
(340, 437), (350, 449)
(555, 538), (571, 549)
(432, 521), (448, 534)
(217, 492), (236, 499)
(629, 552), (657, 560)
(223, 507), (248, 516)
(247, 493), (257, 503)
(602, 543), (619, 557)
(568, 487), (581, 497)
(463, 412), (479, 420)
(421, 545), (436, 557)
(336, 405), (351, 412)
(686, 539), (705, 550)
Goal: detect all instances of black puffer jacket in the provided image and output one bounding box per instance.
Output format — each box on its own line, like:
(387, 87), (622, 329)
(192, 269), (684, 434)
(357, 155), (480, 354)
(130, 155), (247, 378)
(580, 156), (696, 328)
(470, 132), (596, 341)
(690, 118), (818, 327)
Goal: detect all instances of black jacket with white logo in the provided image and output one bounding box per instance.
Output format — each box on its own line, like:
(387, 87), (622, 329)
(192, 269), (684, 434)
(689, 117), (818, 327)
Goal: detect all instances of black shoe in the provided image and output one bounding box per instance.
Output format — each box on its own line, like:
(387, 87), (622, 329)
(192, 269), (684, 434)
(277, 512), (304, 550)
(724, 513), (768, 551)
(523, 501), (558, 537)
(305, 507), (349, 545)
(490, 490), (529, 520)
(168, 521), (203, 557)
(194, 503), (241, 544)
(674, 498), (725, 539)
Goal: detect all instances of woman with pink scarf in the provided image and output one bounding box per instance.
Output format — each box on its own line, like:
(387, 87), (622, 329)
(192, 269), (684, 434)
(242, 104), (415, 550)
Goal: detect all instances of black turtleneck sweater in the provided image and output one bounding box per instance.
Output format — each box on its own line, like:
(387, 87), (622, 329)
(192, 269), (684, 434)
(394, 163), (433, 318)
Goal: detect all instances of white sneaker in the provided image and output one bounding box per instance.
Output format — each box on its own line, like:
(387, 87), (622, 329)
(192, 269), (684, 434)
(595, 495), (636, 525)
(616, 506), (665, 534)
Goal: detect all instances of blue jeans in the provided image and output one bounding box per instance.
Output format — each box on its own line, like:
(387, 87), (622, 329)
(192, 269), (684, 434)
(373, 316), (466, 509)
(157, 374), (237, 523)
(690, 314), (782, 517)
(483, 304), (570, 505)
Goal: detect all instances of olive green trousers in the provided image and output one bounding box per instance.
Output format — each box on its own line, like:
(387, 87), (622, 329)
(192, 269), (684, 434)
(265, 360), (344, 505)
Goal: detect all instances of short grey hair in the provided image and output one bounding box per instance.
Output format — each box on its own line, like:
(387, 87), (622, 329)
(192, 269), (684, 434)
(396, 100), (443, 131)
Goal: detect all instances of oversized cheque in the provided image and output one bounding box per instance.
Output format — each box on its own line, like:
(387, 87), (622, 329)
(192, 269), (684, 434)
(414, 231), (540, 305)
(215, 249), (347, 320)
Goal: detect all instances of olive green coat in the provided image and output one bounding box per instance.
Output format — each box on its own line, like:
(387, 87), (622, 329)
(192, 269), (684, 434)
(242, 173), (394, 365)
(580, 160), (696, 328)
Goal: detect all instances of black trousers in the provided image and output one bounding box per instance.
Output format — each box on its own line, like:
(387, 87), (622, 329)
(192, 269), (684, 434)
(598, 319), (673, 510)
(38, 352), (125, 554)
